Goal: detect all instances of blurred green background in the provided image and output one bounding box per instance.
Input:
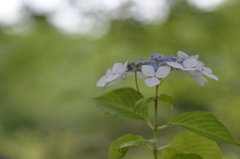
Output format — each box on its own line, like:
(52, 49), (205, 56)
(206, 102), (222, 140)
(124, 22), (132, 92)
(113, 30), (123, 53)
(0, 0), (240, 158)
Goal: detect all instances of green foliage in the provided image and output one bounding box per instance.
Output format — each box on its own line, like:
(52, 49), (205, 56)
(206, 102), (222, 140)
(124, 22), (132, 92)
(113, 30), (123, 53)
(128, 97), (154, 120)
(108, 134), (156, 159)
(1, 1), (240, 158)
(167, 111), (239, 146)
(93, 88), (149, 121)
(169, 154), (203, 159)
(158, 94), (174, 109)
(161, 131), (221, 159)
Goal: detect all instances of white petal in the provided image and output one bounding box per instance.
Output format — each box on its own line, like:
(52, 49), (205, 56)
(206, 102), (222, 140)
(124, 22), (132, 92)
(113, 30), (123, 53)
(183, 59), (198, 68)
(193, 77), (204, 86)
(96, 75), (106, 87)
(105, 74), (120, 82)
(189, 71), (202, 76)
(196, 63), (203, 70)
(107, 78), (122, 87)
(202, 71), (218, 81)
(197, 61), (205, 66)
(141, 65), (155, 77)
(121, 61), (128, 73)
(108, 71), (132, 87)
(201, 76), (208, 83)
(144, 78), (160, 87)
(193, 75), (208, 86)
(156, 66), (171, 78)
(181, 68), (198, 71)
(137, 72), (147, 78)
(121, 71), (133, 79)
(112, 63), (122, 73)
(202, 67), (212, 73)
(106, 69), (112, 76)
(177, 51), (189, 59)
(190, 55), (199, 60)
(166, 62), (184, 69)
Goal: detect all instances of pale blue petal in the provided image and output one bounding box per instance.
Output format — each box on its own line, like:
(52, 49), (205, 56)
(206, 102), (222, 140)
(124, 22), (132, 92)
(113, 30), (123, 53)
(156, 66), (171, 78)
(202, 71), (218, 81)
(166, 62), (184, 69)
(183, 59), (197, 68)
(144, 78), (160, 87)
(105, 74), (120, 82)
(112, 63), (122, 73)
(141, 65), (155, 77)
(96, 75), (107, 87)
(106, 69), (112, 76)
(121, 61), (128, 72)
(202, 67), (212, 73)
(177, 51), (189, 59)
(190, 55), (199, 60)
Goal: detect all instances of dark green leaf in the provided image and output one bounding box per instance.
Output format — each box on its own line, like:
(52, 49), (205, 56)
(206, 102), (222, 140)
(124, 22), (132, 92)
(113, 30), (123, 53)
(170, 154), (203, 159)
(159, 94), (174, 109)
(161, 131), (221, 159)
(93, 88), (148, 121)
(108, 134), (143, 159)
(128, 97), (154, 120)
(167, 111), (240, 146)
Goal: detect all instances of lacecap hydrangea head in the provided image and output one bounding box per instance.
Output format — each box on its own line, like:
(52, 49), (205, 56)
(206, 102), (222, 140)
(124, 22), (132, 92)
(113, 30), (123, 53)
(96, 51), (218, 87)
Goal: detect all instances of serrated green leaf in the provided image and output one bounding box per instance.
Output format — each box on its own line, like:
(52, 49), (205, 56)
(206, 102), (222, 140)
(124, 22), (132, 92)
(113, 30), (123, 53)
(108, 134), (143, 159)
(93, 88), (148, 121)
(167, 111), (240, 146)
(128, 97), (154, 120)
(161, 131), (222, 159)
(159, 94), (174, 109)
(170, 154), (203, 159)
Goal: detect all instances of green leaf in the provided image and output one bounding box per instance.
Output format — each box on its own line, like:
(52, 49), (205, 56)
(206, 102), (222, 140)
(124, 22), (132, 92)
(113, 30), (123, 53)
(161, 131), (222, 159)
(108, 134), (146, 159)
(167, 111), (240, 146)
(93, 88), (148, 121)
(158, 94), (174, 109)
(170, 154), (203, 159)
(128, 97), (154, 120)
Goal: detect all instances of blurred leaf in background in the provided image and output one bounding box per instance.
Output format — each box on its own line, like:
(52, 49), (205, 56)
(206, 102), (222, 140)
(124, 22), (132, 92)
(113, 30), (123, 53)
(0, 0), (240, 159)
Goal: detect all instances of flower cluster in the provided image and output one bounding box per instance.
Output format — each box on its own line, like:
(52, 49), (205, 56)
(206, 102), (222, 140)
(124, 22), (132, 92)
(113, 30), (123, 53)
(96, 51), (218, 87)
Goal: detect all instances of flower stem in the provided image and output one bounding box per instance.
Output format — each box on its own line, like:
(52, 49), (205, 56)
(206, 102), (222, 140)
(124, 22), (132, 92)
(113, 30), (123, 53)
(153, 84), (159, 159)
(135, 71), (140, 94)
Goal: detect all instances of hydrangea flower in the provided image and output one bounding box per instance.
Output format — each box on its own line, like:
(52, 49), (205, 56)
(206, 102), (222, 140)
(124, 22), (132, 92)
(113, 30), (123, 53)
(108, 71), (133, 86)
(141, 65), (171, 87)
(166, 58), (198, 71)
(177, 51), (199, 60)
(196, 62), (218, 81)
(96, 69), (112, 87)
(189, 71), (208, 86)
(96, 51), (218, 88)
(105, 61), (128, 82)
(176, 51), (218, 81)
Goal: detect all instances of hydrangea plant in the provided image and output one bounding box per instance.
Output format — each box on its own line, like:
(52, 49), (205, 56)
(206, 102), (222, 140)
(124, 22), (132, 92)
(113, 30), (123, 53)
(93, 51), (239, 159)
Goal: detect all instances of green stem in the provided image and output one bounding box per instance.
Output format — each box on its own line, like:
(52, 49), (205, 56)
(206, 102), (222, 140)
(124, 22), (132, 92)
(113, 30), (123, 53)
(157, 125), (168, 130)
(147, 144), (154, 151)
(147, 120), (154, 130)
(157, 145), (169, 151)
(153, 84), (159, 159)
(135, 71), (140, 94)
